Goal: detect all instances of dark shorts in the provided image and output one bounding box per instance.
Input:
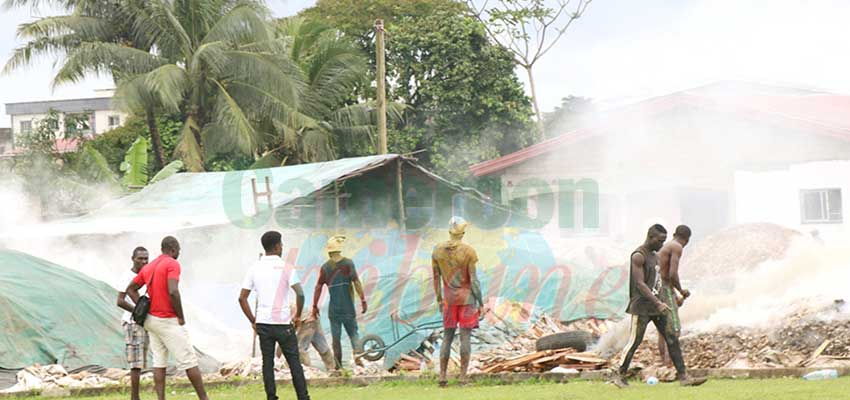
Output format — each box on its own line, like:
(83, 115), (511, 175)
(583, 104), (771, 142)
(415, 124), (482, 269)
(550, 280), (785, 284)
(442, 304), (479, 329)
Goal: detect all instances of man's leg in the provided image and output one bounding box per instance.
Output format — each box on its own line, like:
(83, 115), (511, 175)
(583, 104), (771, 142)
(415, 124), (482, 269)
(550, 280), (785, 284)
(613, 315), (650, 388)
(144, 318), (168, 400)
(329, 318), (343, 369)
(310, 322), (336, 370)
(341, 318), (361, 365)
(256, 325), (280, 400)
(184, 367), (208, 400)
(129, 369), (141, 400)
(439, 328), (456, 385)
(651, 315), (705, 386)
(155, 318), (206, 400)
(458, 328), (472, 381)
(153, 368), (166, 400)
(124, 322), (144, 400)
(658, 334), (672, 367)
(278, 325), (311, 400)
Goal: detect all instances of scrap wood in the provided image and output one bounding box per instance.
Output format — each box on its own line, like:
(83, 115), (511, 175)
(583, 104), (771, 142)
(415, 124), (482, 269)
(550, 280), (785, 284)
(802, 339), (832, 366)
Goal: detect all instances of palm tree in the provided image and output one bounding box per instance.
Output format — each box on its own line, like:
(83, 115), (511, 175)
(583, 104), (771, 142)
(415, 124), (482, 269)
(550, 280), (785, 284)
(3, 0), (171, 167)
(261, 17), (405, 165)
(7, 0), (306, 171)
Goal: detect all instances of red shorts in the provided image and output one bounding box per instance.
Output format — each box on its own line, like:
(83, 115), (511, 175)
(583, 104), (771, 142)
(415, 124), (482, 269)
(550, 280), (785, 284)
(442, 304), (479, 329)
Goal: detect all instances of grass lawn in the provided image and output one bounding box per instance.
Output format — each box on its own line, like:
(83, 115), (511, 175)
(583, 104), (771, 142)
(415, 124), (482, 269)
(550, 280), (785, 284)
(29, 377), (850, 400)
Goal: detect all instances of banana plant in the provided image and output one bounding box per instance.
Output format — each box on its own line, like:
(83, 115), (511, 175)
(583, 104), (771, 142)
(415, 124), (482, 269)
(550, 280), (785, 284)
(120, 136), (149, 188)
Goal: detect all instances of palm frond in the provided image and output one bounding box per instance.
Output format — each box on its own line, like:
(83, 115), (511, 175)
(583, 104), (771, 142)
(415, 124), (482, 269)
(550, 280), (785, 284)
(208, 78), (259, 155)
(174, 117), (204, 171)
(52, 42), (164, 87)
(202, 3), (272, 47)
(144, 64), (188, 112)
(16, 15), (112, 42)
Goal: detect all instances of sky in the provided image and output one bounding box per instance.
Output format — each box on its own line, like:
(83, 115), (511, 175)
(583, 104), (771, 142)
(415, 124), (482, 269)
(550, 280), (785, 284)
(2, 0), (850, 127)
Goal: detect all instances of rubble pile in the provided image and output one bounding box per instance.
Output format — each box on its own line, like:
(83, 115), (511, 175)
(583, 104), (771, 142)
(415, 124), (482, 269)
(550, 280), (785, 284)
(0, 365), (129, 394)
(219, 358), (328, 380)
(478, 349), (607, 373)
(469, 315), (610, 373)
(684, 223), (799, 280)
(631, 302), (850, 370)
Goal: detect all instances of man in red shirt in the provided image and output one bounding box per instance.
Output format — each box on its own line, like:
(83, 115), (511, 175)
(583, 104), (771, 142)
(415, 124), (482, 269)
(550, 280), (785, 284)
(126, 236), (209, 400)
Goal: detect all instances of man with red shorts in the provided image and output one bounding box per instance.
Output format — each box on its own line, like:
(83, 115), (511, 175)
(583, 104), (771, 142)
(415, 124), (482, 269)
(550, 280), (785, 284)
(432, 216), (483, 387)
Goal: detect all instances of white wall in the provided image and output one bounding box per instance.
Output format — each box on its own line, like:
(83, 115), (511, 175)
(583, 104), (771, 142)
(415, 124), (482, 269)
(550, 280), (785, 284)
(735, 161), (850, 239)
(9, 109), (127, 141)
(93, 110), (127, 134)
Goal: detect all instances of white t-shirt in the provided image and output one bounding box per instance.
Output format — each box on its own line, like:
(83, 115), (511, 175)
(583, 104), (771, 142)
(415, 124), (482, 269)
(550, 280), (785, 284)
(241, 255), (302, 325)
(114, 269), (143, 324)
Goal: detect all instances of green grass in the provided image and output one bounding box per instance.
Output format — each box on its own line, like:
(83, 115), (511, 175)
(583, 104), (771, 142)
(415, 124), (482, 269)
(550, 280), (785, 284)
(28, 377), (850, 400)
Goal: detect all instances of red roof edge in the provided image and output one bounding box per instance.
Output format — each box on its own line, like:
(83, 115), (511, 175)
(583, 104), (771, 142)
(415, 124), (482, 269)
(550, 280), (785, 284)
(470, 92), (850, 177)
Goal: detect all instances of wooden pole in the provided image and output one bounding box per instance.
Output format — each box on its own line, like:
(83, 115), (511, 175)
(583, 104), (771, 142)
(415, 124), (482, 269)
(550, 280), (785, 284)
(375, 19), (388, 155)
(396, 158), (405, 230)
(334, 181), (340, 230)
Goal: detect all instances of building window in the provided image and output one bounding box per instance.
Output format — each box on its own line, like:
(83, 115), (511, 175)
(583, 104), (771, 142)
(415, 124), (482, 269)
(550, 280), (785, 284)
(20, 120), (32, 134)
(108, 115), (121, 127)
(801, 189), (842, 224)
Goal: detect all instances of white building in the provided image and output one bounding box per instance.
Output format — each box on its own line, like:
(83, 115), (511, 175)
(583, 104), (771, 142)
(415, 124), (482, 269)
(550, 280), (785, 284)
(736, 161), (847, 240)
(469, 81), (850, 244)
(3, 92), (127, 155)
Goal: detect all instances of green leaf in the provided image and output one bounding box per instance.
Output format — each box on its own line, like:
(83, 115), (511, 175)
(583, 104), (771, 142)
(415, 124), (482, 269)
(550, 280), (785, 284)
(75, 144), (118, 184)
(248, 152), (282, 169)
(150, 160), (184, 184)
(121, 136), (149, 188)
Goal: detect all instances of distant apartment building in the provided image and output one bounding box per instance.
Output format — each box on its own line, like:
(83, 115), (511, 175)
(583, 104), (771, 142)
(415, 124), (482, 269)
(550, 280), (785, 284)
(3, 92), (127, 155)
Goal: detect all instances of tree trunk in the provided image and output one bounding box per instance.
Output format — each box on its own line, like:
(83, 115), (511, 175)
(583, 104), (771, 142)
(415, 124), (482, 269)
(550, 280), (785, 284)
(526, 66), (545, 142)
(146, 109), (165, 170)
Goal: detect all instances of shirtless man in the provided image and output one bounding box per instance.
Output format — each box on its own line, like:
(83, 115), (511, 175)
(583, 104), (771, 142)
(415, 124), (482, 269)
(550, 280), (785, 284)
(656, 225), (692, 366)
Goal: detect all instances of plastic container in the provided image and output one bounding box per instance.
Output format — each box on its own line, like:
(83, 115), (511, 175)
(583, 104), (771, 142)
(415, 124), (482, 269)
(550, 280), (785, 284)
(802, 369), (838, 381)
(646, 376), (659, 385)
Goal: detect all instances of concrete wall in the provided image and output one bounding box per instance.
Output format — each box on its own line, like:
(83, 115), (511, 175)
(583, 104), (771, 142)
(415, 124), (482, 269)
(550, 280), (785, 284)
(735, 161), (850, 240)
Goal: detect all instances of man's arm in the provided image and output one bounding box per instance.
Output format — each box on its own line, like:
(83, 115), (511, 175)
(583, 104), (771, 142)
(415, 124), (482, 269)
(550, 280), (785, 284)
(238, 289), (255, 329)
(352, 276), (367, 314)
(126, 281), (142, 304)
(312, 268), (326, 318)
(432, 257), (442, 305)
(669, 245), (689, 298)
(117, 290), (135, 313)
(631, 252), (668, 313)
(167, 278), (186, 325)
(292, 283), (305, 329)
(469, 261), (483, 309)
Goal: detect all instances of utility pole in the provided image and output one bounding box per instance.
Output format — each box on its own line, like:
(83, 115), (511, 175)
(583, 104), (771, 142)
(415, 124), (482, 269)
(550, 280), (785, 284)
(375, 19), (388, 155)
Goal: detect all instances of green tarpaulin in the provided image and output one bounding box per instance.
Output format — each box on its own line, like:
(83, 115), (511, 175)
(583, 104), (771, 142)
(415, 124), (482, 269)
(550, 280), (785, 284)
(0, 250), (124, 369)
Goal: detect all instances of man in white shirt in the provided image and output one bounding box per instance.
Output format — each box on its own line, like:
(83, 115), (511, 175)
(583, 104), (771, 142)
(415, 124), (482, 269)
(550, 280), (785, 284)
(115, 246), (149, 400)
(239, 231), (310, 400)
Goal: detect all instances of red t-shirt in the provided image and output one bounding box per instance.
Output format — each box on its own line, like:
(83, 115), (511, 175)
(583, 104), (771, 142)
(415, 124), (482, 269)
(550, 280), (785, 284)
(133, 254), (181, 318)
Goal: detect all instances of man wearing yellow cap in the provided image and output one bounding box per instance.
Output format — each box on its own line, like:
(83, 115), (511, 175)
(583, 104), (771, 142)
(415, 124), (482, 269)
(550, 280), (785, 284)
(432, 216), (483, 387)
(311, 235), (367, 370)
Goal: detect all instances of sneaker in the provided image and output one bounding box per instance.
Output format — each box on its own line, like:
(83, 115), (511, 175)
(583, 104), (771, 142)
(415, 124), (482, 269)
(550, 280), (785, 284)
(680, 377), (708, 387)
(610, 376), (629, 389)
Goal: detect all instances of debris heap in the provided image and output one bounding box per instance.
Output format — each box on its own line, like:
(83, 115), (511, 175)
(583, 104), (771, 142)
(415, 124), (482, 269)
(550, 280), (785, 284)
(631, 301), (850, 370)
(470, 314), (610, 373)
